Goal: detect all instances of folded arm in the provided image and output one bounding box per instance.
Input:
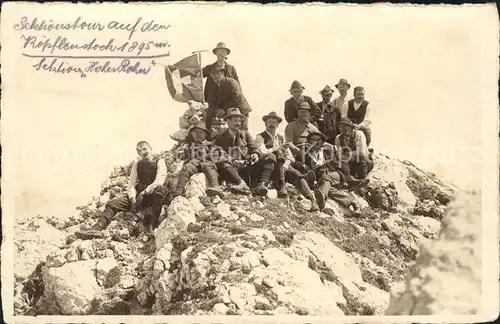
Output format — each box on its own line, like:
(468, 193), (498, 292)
(144, 159), (168, 194)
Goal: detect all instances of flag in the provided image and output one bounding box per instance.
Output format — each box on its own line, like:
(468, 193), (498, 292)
(164, 54), (203, 103)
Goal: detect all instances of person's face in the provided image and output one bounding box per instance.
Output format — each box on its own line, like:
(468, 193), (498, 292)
(228, 116), (243, 129)
(354, 89), (365, 101)
(215, 49), (228, 61)
(136, 144), (152, 159)
(339, 124), (353, 135)
(290, 89), (303, 100)
(265, 118), (279, 132)
(338, 84), (349, 94)
(191, 128), (207, 143)
(298, 109), (310, 121)
(321, 92), (333, 103)
(309, 135), (323, 149)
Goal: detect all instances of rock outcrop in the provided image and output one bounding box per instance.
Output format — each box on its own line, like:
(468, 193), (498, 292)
(14, 149), (462, 316)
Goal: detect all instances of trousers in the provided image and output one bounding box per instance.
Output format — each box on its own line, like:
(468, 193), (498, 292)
(217, 153), (275, 187)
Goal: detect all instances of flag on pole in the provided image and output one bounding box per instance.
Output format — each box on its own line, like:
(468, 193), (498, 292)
(164, 54), (203, 103)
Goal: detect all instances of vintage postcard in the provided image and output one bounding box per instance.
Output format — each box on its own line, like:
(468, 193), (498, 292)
(1, 1), (499, 323)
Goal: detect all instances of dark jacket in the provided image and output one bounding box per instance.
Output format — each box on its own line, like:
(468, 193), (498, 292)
(181, 140), (229, 164)
(316, 101), (341, 139)
(213, 77), (251, 115)
(298, 143), (344, 179)
(203, 62), (239, 105)
(214, 129), (261, 161)
(284, 96), (321, 125)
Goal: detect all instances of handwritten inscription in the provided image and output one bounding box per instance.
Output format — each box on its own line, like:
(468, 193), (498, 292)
(14, 16), (171, 78)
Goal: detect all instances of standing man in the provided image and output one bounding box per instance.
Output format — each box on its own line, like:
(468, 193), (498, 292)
(347, 86), (372, 146)
(316, 85), (340, 144)
(203, 42), (241, 130)
(214, 108), (276, 196)
(284, 80), (321, 126)
(332, 78), (351, 122)
(91, 141), (168, 232)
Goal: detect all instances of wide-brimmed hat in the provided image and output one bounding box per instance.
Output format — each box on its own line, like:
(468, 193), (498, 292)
(338, 117), (355, 128)
(213, 42), (231, 55)
(307, 131), (327, 142)
(262, 111), (283, 123)
(224, 107), (245, 120)
(289, 80), (305, 91)
(335, 78), (351, 89)
(319, 85), (334, 95)
(189, 121), (210, 135)
(297, 101), (311, 111)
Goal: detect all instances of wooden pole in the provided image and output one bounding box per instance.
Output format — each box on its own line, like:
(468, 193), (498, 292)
(192, 50), (208, 103)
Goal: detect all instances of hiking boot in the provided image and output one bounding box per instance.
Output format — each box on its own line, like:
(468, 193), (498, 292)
(91, 217), (109, 231)
(253, 182), (268, 197)
(347, 178), (370, 191)
(277, 186), (288, 198)
(304, 170), (316, 187)
(230, 181), (251, 195)
(206, 186), (224, 198)
(310, 199), (320, 212)
(314, 189), (326, 211)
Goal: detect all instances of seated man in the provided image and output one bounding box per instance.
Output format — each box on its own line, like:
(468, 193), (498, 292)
(335, 117), (374, 180)
(284, 102), (321, 154)
(214, 108), (275, 196)
(284, 80), (321, 126)
(173, 121), (226, 198)
(205, 69), (252, 131)
(347, 86), (372, 146)
(255, 111), (316, 199)
(300, 131), (366, 215)
(92, 141), (168, 232)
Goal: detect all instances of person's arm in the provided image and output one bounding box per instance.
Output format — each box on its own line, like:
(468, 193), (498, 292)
(284, 100), (294, 123)
(145, 159), (168, 194)
(127, 161), (138, 199)
(255, 134), (272, 154)
(246, 132), (262, 157)
(334, 135), (341, 148)
(355, 131), (369, 156)
(358, 103), (371, 128)
(202, 65), (210, 78)
(231, 66), (240, 83)
(283, 147), (295, 170)
(308, 97), (322, 123)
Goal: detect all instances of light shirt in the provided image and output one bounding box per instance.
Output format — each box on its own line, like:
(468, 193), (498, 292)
(335, 130), (369, 156)
(284, 119), (320, 146)
(255, 130), (295, 169)
(127, 156), (168, 199)
(309, 148), (326, 171)
(352, 100), (372, 128)
(333, 95), (349, 118)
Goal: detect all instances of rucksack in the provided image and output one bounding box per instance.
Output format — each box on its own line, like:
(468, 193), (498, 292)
(364, 182), (399, 211)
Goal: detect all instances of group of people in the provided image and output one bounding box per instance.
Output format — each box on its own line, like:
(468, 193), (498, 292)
(90, 42), (375, 233)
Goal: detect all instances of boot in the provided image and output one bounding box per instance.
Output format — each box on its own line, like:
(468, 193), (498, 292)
(91, 216), (109, 231)
(203, 165), (224, 198)
(350, 201), (362, 217)
(297, 178), (319, 212)
(347, 178), (370, 191)
(231, 180), (251, 195)
(253, 181), (268, 197)
(277, 186), (288, 198)
(313, 181), (331, 211)
(173, 170), (190, 197)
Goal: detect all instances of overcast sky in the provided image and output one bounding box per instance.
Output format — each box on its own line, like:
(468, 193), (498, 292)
(2, 3), (498, 220)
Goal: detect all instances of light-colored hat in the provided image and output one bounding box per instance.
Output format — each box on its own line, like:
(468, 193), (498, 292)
(289, 80), (305, 91)
(262, 111), (283, 123)
(335, 78), (351, 89)
(213, 42), (231, 55)
(224, 107), (245, 120)
(297, 102), (311, 111)
(319, 85), (334, 95)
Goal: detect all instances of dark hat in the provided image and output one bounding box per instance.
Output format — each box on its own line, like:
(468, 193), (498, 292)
(338, 117), (355, 128)
(213, 42), (231, 55)
(289, 80), (305, 91)
(319, 85), (334, 95)
(189, 121), (210, 135)
(224, 107), (245, 120)
(297, 101), (311, 111)
(307, 131), (327, 142)
(262, 111), (283, 123)
(335, 78), (351, 89)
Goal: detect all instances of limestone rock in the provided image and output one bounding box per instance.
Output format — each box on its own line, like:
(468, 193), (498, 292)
(155, 196), (197, 249)
(386, 191), (481, 315)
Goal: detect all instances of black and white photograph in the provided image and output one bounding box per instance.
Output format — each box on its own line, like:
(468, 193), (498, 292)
(1, 2), (499, 323)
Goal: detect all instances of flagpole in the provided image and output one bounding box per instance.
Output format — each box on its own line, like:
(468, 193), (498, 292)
(192, 50), (208, 103)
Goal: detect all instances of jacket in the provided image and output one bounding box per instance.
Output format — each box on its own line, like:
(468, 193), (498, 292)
(203, 62), (239, 105)
(284, 96), (321, 125)
(214, 129), (261, 161)
(213, 77), (251, 114)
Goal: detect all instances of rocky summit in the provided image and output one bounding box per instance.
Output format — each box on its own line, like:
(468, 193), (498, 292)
(15, 148), (476, 317)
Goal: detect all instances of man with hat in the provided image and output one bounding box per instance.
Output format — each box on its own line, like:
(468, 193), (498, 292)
(284, 80), (321, 125)
(203, 42), (242, 130)
(316, 85), (341, 144)
(300, 131), (365, 215)
(173, 121), (227, 199)
(255, 111), (316, 200)
(214, 108), (276, 196)
(332, 78), (352, 124)
(347, 86), (372, 146)
(284, 101), (321, 154)
(335, 117), (374, 180)
(206, 69), (252, 131)
(90, 141), (168, 233)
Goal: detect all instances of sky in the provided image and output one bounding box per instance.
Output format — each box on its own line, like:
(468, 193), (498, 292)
(1, 2), (498, 220)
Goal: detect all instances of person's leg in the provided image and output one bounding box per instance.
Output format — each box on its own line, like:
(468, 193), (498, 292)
(94, 195), (131, 230)
(359, 125), (372, 147)
(202, 162), (224, 197)
(142, 185), (168, 230)
(173, 161), (199, 197)
(217, 161), (251, 194)
(296, 178), (319, 212)
(314, 174), (332, 211)
(253, 153), (276, 196)
(350, 151), (369, 179)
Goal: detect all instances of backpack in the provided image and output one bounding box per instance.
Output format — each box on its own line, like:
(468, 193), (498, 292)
(364, 182), (398, 211)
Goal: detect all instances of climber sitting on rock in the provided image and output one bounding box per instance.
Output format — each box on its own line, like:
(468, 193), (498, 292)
(91, 141), (168, 232)
(335, 117), (374, 181)
(214, 108), (275, 196)
(173, 121), (227, 199)
(300, 131), (367, 214)
(255, 111), (316, 200)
